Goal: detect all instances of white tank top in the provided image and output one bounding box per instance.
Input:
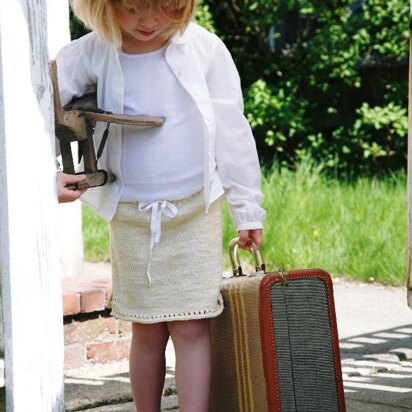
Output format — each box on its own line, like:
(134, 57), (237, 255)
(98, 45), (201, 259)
(118, 44), (204, 202)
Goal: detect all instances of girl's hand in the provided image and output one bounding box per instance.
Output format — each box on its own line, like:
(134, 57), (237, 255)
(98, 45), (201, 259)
(57, 172), (87, 203)
(238, 229), (263, 251)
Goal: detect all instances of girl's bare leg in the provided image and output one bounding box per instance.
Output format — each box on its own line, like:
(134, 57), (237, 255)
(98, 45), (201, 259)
(168, 319), (211, 412)
(129, 322), (170, 412)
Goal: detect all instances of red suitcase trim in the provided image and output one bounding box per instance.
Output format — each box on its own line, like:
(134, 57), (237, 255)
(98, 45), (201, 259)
(259, 269), (346, 412)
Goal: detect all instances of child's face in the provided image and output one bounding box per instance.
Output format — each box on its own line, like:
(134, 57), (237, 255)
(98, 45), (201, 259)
(113, 1), (178, 52)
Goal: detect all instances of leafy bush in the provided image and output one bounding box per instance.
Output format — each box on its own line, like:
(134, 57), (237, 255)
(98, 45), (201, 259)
(204, 0), (409, 175)
(244, 79), (309, 165)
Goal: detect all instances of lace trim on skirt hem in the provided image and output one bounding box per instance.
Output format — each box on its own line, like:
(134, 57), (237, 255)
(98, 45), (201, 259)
(111, 297), (224, 324)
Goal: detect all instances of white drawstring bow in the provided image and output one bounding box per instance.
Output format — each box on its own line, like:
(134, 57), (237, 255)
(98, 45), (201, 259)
(138, 200), (178, 284)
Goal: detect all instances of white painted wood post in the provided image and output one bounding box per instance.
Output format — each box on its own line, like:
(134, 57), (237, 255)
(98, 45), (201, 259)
(408, 2), (412, 307)
(48, 0), (84, 278)
(0, 1), (64, 410)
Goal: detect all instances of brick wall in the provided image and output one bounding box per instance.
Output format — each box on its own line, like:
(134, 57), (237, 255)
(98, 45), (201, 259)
(63, 277), (132, 370)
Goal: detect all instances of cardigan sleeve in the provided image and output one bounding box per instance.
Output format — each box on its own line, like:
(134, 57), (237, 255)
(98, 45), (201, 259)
(206, 37), (266, 231)
(55, 33), (98, 107)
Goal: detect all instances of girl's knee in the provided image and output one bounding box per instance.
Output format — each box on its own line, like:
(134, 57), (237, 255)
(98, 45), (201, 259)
(168, 319), (210, 342)
(131, 322), (169, 347)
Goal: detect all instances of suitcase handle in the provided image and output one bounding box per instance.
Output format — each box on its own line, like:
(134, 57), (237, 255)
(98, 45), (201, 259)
(229, 237), (266, 276)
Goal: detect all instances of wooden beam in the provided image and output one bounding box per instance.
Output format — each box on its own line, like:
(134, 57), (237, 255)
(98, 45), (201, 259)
(0, 2), (64, 410)
(83, 111), (165, 127)
(50, 60), (65, 126)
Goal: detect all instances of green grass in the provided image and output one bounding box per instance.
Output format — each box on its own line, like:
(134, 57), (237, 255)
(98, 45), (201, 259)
(83, 161), (407, 285)
(82, 206), (111, 262)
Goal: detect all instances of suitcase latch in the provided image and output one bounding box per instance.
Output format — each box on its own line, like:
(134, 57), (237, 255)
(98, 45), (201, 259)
(279, 268), (289, 285)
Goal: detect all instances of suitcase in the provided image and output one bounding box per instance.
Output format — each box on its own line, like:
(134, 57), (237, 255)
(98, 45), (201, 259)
(209, 238), (346, 412)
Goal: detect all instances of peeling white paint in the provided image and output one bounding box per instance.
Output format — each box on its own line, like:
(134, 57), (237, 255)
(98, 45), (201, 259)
(0, 1), (65, 410)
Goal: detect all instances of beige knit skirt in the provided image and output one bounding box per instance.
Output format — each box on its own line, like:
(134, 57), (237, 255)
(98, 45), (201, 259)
(109, 191), (224, 323)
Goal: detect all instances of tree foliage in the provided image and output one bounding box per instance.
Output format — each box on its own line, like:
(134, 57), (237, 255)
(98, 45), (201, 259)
(204, 0), (409, 174)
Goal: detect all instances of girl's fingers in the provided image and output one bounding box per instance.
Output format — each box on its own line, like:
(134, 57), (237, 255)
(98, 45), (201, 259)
(56, 173), (87, 203)
(237, 229), (263, 250)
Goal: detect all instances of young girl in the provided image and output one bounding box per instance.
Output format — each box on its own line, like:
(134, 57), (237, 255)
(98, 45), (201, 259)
(56, 0), (266, 410)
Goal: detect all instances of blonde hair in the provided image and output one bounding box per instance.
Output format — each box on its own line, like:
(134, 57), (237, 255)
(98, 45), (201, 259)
(71, 0), (196, 48)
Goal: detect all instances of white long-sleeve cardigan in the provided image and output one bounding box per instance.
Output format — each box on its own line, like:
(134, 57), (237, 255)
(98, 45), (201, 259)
(56, 22), (266, 231)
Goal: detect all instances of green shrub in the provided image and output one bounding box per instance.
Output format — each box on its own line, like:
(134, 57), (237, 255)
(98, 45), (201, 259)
(205, 0), (409, 175)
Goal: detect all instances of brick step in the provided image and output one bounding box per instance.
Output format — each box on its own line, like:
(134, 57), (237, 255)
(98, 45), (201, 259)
(62, 277), (131, 370)
(62, 277), (112, 316)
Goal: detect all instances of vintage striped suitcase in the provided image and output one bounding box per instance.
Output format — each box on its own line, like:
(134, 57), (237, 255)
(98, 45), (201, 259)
(209, 239), (346, 412)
